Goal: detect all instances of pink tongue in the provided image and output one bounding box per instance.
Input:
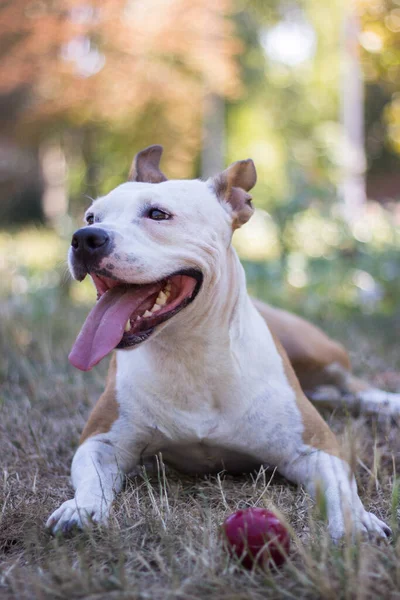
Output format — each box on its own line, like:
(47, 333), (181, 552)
(69, 284), (159, 371)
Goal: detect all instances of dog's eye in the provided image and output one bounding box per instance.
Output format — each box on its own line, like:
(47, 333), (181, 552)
(86, 214), (95, 225)
(147, 208), (171, 221)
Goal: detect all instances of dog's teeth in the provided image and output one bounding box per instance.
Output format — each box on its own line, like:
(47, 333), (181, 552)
(165, 290), (170, 298)
(156, 291), (167, 306)
(124, 320), (131, 332)
(165, 281), (171, 291)
(143, 310), (152, 318)
(151, 303), (161, 313)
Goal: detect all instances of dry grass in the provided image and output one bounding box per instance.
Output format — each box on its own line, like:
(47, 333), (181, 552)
(1, 298), (400, 600)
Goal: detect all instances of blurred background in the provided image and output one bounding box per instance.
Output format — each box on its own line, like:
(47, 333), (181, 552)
(1, 0), (399, 362)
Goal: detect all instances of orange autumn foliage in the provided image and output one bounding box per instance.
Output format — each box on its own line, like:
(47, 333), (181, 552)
(0, 1), (241, 133)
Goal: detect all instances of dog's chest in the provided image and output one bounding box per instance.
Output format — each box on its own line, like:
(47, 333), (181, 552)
(115, 331), (305, 473)
(134, 402), (257, 473)
(150, 440), (261, 475)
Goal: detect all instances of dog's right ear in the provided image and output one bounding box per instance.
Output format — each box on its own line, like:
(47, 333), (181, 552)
(211, 159), (257, 229)
(128, 145), (168, 183)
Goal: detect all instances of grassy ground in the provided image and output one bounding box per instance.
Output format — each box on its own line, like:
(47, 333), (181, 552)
(1, 284), (400, 599)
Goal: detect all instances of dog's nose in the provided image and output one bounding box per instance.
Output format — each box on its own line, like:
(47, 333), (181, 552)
(71, 228), (110, 254)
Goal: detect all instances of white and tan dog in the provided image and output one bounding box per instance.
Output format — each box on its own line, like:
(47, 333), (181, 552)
(47, 145), (398, 540)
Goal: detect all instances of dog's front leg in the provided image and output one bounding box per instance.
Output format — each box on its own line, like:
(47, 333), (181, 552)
(277, 450), (391, 542)
(46, 434), (138, 534)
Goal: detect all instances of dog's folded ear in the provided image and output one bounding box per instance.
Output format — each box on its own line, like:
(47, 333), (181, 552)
(211, 159), (257, 229)
(128, 145), (168, 184)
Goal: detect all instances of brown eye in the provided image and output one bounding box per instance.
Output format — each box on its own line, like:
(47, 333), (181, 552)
(86, 214), (94, 225)
(147, 208), (171, 221)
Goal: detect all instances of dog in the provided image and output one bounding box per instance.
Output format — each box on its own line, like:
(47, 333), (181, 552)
(46, 145), (399, 540)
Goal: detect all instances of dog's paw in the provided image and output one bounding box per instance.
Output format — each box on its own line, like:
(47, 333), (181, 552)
(359, 511), (391, 539)
(360, 389), (400, 418)
(46, 498), (109, 535)
(329, 509), (391, 543)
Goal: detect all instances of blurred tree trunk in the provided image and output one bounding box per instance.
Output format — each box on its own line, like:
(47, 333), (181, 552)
(201, 93), (225, 179)
(0, 88), (44, 225)
(82, 126), (100, 199)
(40, 138), (68, 225)
(0, 144), (44, 225)
(339, 8), (367, 223)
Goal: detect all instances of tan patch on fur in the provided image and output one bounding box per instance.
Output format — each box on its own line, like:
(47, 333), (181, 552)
(273, 333), (341, 458)
(212, 159), (256, 228)
(79, 355), (119, 444)
(253, 298), (351, 390)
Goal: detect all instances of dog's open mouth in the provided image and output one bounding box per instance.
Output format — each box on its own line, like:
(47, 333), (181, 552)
(69, 269), (203, 371)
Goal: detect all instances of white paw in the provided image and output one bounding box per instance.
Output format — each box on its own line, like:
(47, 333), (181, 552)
(329, 509), (391, 542)
(359, 510), (391, 538)
(46, 498), (109, 535)
(360, 389), (400, 418)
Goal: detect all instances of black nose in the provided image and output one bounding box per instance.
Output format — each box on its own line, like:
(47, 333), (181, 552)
(71, 227), (110, 254)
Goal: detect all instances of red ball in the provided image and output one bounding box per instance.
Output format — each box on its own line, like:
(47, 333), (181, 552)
(221, 507), (290, 569)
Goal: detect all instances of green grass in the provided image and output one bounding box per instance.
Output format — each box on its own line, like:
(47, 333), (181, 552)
(1, 282), (400, 599)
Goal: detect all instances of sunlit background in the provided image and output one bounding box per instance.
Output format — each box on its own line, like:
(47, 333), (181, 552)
(1, 0), (399, 336)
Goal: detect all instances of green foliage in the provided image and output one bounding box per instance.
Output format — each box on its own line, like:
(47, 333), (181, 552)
(360, 0), (400, 173)
(227, 0), (343, 211)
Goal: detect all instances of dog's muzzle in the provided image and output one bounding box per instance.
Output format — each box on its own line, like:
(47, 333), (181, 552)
(70, 227), (113, 279)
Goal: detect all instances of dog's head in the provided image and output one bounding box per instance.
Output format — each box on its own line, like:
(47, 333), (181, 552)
(68, 145), (257, 371)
